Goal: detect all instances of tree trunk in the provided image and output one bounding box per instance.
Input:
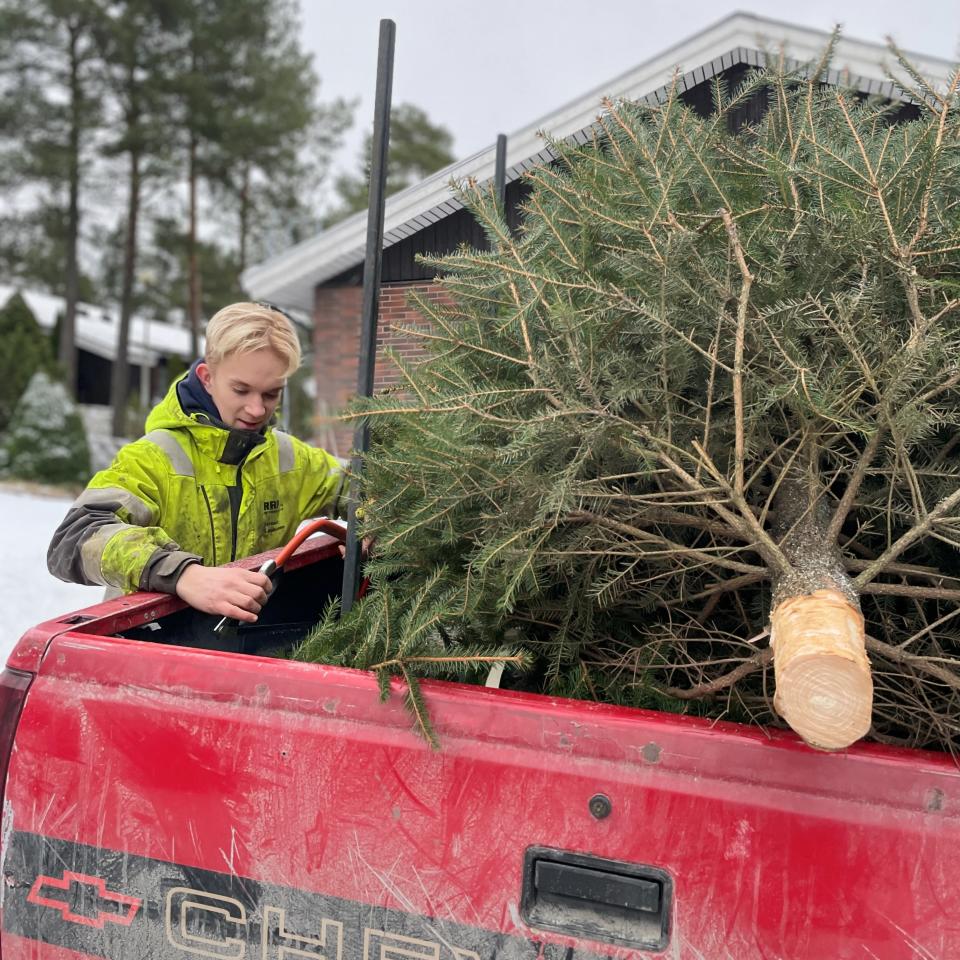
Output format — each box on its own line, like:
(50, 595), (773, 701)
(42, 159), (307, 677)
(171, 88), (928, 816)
(769, 480), (873, 751)
(187, 131), (201, 358)
(238, 163), (250, 277)
(59, 20), (82, 398)
(111, 135), (140, 439)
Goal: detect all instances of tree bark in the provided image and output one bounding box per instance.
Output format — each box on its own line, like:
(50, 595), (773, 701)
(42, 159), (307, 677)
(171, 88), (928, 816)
(111, 119), (140, 438)
(187, 131), (201, 358)
(238, 163), (250, 276)
(59, 19), (82, 398)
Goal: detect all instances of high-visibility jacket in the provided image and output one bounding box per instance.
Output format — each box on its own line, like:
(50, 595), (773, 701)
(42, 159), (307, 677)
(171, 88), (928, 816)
(47, 374), (345, 594)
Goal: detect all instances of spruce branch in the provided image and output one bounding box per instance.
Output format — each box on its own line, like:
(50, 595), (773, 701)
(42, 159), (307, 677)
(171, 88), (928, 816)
(399, 665), (440, 750)
(720, 207), (753, 496)
(612, 288), (734, 372)
(853, 485), (960, 588)
(843, 558), (960, 583)
(834, 99), (914, 321)
(917, 367), (960, 406)
(907, 66), (960, 251)
(659, 648), (773, 700)
(826, 426), (886, 542)
(885, 38), (950, 114)
(369, 654), (528, 671)
(669, 571), (769, 609)
(526, 194), (581, 269)
(859, 583), (960, 603)
(896, 606), (960, 650)
(565, 509), (765, 576)
(697, 321), (722, 480)
(689, 439), (793, 574)
(388, 324), (531, 368)
(867, 636), (960, 693)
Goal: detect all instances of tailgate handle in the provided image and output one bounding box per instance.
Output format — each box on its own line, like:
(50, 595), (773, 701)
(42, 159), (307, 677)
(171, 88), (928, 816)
(521, 847), (672, 951)
(535, 860), (661, 913)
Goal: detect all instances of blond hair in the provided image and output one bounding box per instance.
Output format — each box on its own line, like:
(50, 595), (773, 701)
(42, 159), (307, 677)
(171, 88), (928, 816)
(204, 302), (301, 377)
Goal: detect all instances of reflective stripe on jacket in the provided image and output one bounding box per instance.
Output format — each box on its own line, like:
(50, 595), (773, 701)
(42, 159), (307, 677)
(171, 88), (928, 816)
(47, 374), (344, 594)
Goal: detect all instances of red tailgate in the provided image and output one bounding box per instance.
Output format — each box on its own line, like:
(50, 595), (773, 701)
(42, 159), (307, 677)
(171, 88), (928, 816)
(1, 622), (958, 960)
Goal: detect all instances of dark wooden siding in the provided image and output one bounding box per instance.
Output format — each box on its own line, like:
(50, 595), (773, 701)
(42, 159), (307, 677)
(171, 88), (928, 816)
(324, 177), (532, 287)
(76, 349), (148, 406)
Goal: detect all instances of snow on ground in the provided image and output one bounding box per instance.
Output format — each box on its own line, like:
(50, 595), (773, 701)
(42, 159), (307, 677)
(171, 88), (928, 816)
(0, 485), (102, 663)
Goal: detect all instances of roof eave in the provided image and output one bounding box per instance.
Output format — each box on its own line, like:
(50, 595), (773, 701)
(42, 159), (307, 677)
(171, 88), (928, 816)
(242, 11), (955, 310)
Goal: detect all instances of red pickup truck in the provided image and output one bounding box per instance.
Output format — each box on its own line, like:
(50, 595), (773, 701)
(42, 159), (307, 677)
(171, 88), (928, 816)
(0, 530), (957, 959)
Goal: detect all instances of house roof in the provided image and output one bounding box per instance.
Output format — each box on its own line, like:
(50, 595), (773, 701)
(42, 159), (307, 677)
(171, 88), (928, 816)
(242, 11), (955, 312)
(0, 285), (196, 366)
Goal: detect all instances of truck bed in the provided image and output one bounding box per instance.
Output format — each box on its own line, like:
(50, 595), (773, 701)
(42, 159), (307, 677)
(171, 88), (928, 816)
(1, 535), (958, 959)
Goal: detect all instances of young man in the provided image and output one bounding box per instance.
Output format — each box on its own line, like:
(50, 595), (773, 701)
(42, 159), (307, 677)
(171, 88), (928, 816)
(48, 302), (344, 624)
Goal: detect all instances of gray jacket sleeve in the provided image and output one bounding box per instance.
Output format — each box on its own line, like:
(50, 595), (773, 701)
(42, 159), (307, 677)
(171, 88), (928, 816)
(47, 486), (201, 593)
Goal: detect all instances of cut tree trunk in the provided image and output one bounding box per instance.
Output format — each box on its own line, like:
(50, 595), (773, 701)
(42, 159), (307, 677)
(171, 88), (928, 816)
(770, 588), (872, 751)
(769, 480), (873, 751)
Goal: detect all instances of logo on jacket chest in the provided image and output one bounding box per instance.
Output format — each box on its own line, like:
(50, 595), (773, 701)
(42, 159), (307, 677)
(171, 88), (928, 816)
(262, 497), (286, 536)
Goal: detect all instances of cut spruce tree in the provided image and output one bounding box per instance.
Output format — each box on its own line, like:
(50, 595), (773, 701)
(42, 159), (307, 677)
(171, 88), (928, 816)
(299, 44), (960, 753)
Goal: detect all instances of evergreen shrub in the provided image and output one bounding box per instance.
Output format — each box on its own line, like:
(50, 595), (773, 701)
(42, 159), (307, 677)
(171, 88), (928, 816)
(0, 292), (56, 433)
(0, 370), (91, 486)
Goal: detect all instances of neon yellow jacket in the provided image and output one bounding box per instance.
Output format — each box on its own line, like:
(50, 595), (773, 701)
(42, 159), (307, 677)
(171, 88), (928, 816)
(47, 374), (344, 594)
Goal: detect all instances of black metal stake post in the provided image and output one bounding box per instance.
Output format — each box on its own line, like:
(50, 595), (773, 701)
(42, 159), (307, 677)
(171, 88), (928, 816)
(494, 133), (507, 211)
(341, 18), (395, 615)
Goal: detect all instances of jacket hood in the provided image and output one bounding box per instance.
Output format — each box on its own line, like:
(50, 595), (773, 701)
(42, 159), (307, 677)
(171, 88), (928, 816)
(146, 361), (269, 465)
(177, 359), (223, 425)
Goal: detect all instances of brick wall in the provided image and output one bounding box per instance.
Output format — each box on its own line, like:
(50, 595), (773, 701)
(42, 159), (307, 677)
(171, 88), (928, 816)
(375, 282), (453, 389)
(313, 285), (362, 456)
(313, 281), (448, 456)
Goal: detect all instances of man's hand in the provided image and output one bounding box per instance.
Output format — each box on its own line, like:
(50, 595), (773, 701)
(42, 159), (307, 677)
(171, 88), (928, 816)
(175, 564), (272, 622)
(337, 536), (374, 560)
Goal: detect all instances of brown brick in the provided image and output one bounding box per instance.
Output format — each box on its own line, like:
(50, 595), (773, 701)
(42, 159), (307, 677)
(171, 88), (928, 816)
(312, 281), (446, 455)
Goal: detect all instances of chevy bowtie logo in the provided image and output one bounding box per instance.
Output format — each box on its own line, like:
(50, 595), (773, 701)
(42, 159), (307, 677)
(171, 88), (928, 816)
(27, 870), (142, 928)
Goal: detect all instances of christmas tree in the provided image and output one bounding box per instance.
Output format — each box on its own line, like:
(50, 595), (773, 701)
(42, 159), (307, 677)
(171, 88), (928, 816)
(300, 45), (960, 753)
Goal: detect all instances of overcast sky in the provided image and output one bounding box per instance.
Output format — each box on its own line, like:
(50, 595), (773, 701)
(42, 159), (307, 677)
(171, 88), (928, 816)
(302, 1), (960, 178)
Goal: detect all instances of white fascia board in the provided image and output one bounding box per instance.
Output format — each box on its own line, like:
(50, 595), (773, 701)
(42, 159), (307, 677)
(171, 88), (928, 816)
(72, 314), (195, 365)
(241, 11), (956, 311)
(0, 284), (195, 365)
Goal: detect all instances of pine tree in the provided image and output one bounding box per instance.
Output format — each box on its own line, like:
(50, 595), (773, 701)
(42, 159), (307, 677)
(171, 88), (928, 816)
(97, 0), (179, 437)
(209, 0), (351, 275)
(300, 46), (960, 754)
(0, 0), (104, 398)
(165, 0), (251, 355)
(166, 0), (343, 354)
(326, 103), (455, 225)
(136, 216), (245, 326)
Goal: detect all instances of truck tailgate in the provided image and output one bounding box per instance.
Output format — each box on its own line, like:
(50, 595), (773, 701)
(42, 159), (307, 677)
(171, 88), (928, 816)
(2, 629), (958, 960)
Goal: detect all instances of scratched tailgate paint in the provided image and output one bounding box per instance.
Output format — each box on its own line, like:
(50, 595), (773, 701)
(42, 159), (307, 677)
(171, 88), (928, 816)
(2, 592), (960, 956)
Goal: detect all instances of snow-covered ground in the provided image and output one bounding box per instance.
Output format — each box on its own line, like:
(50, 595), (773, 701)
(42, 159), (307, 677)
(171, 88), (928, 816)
(0, 486), (102, 662)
